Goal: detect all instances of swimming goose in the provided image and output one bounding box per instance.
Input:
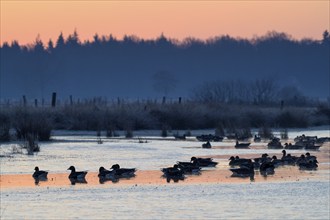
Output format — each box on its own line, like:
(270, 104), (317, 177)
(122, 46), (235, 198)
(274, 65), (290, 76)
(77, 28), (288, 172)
(191, 157), (218, 167)
(162, 164), (184, 176)
(32, 166), (48, 179)
(259, 161), (275, 176)
(271, 155), (283, 167)
(305, 152), (317, 163)
(176, 163), (201, 174)
(230, 165), (254, 179)
(281, 150), (296, 165)
(162, 164), (185, 183)
(110, 164), (136, 177)
(254, 153), (271, 164)
(235, 140), (250, 149)
(98, 166), (114, 177)
(67, 166), (88, 179)
(238, 159), (254, 169)
(267, 138), (283, 149)
(202, 141), (212, 148)
(295, 154), (307, 165)
(284, 143), (303, 150)
(299, 160), (318, 170)
(229, 156), (251, 166)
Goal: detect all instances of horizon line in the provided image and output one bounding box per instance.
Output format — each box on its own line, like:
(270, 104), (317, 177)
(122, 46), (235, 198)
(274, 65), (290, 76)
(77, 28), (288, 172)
(2, 29), (327, 47)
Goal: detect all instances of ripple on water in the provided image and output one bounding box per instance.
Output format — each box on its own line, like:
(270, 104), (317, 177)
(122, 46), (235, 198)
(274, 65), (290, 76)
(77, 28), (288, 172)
(1, 181), (329, 219)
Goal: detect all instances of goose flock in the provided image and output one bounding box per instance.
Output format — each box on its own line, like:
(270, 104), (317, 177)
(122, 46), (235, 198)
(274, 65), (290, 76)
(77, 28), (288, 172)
(32, 149), (318, 185)
(32, 164), (137, 185)
(199, 134), (328, 150)
(228, 150), (319, 181)
(162, 157), (218, 182)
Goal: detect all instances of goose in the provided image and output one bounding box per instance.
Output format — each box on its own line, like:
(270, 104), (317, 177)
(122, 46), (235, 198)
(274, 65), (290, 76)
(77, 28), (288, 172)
(161, 164), (185, 183)
(295, 154), (307, 165)
(230, 165), (254, 179)
(98, 166), (114, 177)
(177, 161), (194, 167)
(191, 156), (213, 162)
(267, 138), (283, 149)
(299, 160), (318, 170)
(238, 159), (254, 169)
(162, 164), (184, 176)
(202, 141), (212, 148)
(235, 140), (250, 149)
(284, 143), (303, 150)
(176, 163), (201, 174)
(255, 153), (272, 164)
(259, 161), (275, 176)
(305, 152), (317, 163)
(281, 150), (296, 165)
(228, 156), (251, 166)
(271, 155), (283, 167)
(67, 166), (87, 179)
(32, 166), (48, 179)
(191, 157), (218, 167)
(110, 164), (136, 178)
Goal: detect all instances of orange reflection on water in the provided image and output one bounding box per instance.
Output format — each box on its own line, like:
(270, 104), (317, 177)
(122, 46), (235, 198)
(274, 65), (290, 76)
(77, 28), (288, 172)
(0, 167), (321, 190)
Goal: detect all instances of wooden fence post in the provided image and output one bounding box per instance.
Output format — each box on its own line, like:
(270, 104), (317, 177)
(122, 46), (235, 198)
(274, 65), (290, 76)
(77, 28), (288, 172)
(51, 92), (57, 107)
(23, 95), (27, 107)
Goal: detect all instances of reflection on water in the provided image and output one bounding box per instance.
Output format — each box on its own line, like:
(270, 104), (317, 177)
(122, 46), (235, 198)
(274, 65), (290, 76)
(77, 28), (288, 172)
(33, 176), (48, 186)
(0, 128), (329, 219)
(1, 181), (329, 219)
(230, 174), (255, 182)
(98, 174), (136, 184)
(98, 176), (118, 184)
(165, 175), (185, 183)
(69, 177), (87, 185)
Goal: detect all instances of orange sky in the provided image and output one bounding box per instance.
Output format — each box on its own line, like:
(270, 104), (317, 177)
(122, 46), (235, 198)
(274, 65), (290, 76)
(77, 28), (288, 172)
(0, 1), (329, 45)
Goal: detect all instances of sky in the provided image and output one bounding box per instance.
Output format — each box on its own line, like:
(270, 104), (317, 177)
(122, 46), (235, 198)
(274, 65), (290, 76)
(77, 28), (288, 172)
(0, 0), (329, 45)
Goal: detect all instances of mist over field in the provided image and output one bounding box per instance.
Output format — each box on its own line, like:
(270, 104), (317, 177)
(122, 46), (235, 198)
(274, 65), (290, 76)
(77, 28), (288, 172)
(1, 31), (329, 101)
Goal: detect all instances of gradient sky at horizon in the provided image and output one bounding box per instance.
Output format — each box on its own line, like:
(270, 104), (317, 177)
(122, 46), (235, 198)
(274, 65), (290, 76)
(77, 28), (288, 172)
(1, 1), (329, 45)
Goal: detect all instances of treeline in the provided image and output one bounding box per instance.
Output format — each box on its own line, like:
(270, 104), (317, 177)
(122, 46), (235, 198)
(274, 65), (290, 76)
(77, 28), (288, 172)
(1, 100), (329, 142)
(192, 79), (311, 105)
(1, 30), (329, 99)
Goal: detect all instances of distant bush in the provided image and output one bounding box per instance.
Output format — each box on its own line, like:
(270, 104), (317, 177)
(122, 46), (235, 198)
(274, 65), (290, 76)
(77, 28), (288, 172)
(315, 104), (330, 121)
(161, 125), (168, 137)
(215, 123), (225, 136)
(258, 126), (273, 139)
(280, 129), (288, 139)
(125, 129), (133, 138)
(24, 134), (40, 155)
(0, 113), (11, 142)
(0, 98), (328, 141)
(275, 111), (308, 128)
(12, 108), (52, 141)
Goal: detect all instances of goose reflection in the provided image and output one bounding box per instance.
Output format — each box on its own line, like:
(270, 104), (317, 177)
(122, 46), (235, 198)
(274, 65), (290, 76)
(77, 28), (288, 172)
(69, 178), (87, 185)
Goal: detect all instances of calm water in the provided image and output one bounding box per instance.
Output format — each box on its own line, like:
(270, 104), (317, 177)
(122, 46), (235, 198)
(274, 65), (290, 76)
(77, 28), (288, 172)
(1, 127), (329, 219)
(1, 181), (329, 219)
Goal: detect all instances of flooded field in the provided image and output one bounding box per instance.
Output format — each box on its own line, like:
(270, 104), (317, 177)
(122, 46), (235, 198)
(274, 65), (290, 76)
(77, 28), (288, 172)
(1, 127), (329, 219)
